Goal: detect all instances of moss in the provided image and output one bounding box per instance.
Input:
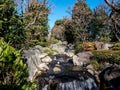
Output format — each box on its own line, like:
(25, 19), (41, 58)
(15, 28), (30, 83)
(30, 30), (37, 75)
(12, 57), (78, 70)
(43, 48), (58, 56)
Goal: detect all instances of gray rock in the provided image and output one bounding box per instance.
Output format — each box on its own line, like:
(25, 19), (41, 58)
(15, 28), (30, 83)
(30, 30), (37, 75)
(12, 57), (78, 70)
(103, 43), (113, 50)
(53, 67), (61, 73)
(94, 41), (104, 50)
(73, 51), (93, 66)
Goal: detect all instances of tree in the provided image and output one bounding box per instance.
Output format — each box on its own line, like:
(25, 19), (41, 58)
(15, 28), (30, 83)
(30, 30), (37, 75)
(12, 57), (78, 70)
(63, 0), (92, 43)
(105, 0), (120, 41)
(72, 0), (92, 42)
(51, 19), (66, 41)
(0, 0), (26, 49)
(23, 0), (50, 47)
(90, 4), (110, 42)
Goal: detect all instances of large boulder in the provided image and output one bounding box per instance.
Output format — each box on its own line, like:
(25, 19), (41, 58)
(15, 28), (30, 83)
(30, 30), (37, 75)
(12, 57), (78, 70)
(73, 51), (94, 66)
(22, 46), (52, 82)
(94, 41), (113, 50)
(50, 43), (66, 54)
(94, 41), (104, 50)
(103, 43), (113, 50)
(99, 65), (120, 90)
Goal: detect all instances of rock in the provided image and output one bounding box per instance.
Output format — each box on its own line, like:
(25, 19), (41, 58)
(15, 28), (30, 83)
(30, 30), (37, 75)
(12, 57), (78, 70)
(34, 45), (43, 52)
(94, 42), (113, 50)
(94, 41), (104, 50)
(99, 65), (120, 90)
(86, 65), (96, 75)
(41, 56), (52, 63)
(22, 46), (52, 82)
(28, 62), (49, 82)
(57, 40), (63, 45)
(62, 41), (68, 45)
(86, 64), (94, 70)
(53, 67), (61, 73)
(47, 32), (51, 41)
(50, 44), (66, 54)
(73, 55), (83, 66)
(31, 71), (42, 82)
(77, 51), (94, 59)
(37, 53), (48, 58)
(73, 51), (93, 66)
(38, 63), (49, 71)
(87, 69), (94, 75)
(64, 52), (74, 57)
(103, 43), (113, 50)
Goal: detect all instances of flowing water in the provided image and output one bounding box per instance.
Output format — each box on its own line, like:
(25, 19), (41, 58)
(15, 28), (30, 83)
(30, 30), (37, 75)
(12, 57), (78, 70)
(41, 77), (98, 90)
(39, 70), (98, 90)
(35, 53), (99, 90)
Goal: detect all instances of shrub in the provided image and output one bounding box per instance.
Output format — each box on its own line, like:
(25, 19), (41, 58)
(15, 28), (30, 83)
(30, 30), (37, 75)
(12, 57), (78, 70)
(74, 42), (83, 53)
(0, 38), (35, 89)
(89, 60), (102, 71)
(38, 41), (50, 47)
(49, 37), (59, 44)
(92, 50), (120, 64)
(111, 42), (120, 50)
(82, 42), (95, 51)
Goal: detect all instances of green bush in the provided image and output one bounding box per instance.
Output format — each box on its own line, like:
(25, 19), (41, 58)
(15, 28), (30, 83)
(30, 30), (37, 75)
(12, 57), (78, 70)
(111, 42), (120, 50)
(74, 42), (83, 53)
(29, 40), (50, 47)
(49, 37), (59, 44)
(0, 38), (35, 89)
(89, 60), (102, 71)
(38, 41), (50, 47)
(92, 50), (120, 64)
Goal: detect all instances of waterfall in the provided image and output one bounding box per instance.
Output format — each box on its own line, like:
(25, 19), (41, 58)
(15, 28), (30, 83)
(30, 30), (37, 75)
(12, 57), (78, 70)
(40, 71), (98, 90)
(58, 77), (98, 90)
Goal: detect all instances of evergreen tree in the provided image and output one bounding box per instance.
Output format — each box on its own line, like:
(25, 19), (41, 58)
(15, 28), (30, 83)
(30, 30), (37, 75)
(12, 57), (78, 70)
(72, 0), (92, 42)
(23, 0), (49, 47)
(90, 4), (110, 42)
(0, 0), (26, 49)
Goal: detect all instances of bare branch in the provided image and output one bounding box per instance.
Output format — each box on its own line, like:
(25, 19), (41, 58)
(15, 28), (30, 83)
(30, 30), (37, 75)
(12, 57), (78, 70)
(104, 0), (120, 12)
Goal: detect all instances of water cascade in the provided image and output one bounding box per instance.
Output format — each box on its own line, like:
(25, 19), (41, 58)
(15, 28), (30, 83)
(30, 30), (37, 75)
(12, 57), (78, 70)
(37, 69), (98, 90)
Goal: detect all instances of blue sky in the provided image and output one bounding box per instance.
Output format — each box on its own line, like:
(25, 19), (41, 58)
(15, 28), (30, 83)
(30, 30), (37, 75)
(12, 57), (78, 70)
(48, 0), (104, 30)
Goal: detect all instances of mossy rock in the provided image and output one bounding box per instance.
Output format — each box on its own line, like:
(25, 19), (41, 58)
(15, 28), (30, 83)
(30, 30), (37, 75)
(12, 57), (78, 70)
(43, 48), (58, 56)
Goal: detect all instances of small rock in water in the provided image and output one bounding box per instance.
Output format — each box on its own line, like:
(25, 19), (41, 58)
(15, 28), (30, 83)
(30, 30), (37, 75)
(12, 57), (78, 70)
(53, 67), (61, 73)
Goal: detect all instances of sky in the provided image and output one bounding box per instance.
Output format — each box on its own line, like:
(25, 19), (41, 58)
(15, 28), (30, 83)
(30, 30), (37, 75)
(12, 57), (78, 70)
(48, 0), (104, 30)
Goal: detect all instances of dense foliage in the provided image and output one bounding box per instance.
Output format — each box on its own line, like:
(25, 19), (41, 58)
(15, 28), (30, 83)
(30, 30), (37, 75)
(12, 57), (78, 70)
(24, 0), (49, 47)
(90, 5), (110, 42)
(64, 0), (92, 43)
(92, 50), (120, 64)
(51, 19), (66, 41)
(52, 0), (120, 43)
(105, 0), (120, 41)
(0, 38), (23, 89)
(0, 0), (26, 49)
(0, 0), (120, 89)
